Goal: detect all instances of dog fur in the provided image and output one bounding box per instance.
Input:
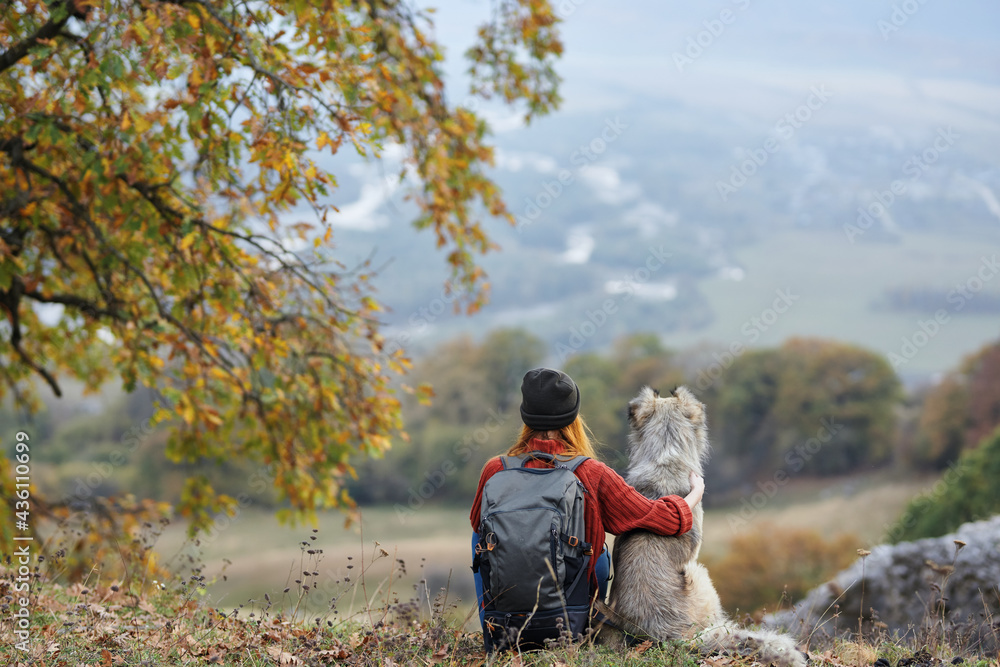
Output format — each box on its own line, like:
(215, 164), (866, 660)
(599, 386), (806, 667)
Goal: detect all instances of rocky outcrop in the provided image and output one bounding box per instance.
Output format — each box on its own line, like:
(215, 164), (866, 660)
(767, 516), (1000, 653)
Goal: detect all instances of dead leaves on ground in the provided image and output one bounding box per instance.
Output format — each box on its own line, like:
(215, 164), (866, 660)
(704, 657), (736, 667)
(266, 646), (301, 665)
(630, 639), (654, 655)
(2, 564), (500, 666)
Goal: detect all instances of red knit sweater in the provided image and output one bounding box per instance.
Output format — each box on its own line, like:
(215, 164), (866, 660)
(469, 438), (693, 594)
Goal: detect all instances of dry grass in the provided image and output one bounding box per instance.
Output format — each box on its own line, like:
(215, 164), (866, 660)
(152, 505), (478, 626)
(3, 478), (996, 667)
(2, 559), (991, 666)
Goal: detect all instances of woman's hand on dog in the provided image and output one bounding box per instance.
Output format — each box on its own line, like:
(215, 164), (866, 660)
(684, 471), (705, 510)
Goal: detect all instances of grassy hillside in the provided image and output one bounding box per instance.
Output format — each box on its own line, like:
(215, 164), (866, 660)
(145, 470), (935, 623)
(1, 528), (990, 666)
(2, 470), (985, 665)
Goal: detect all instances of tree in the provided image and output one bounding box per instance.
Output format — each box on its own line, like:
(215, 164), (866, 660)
(698, 338), (902, 489)
(710, 348), (784, 481)
(915, 375), (969, 468)
(563, 350), (620, 451)
(609, 333), (683, 396)
(0, 0), (562, 556)
(476, 328), (546, 413)
(914, 338), (1000, 468)
(964, 341), (1000, 446)
(771, 338), (901, 475)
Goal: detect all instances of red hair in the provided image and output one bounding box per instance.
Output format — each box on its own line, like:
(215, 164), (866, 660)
(507, 415), (600, 460)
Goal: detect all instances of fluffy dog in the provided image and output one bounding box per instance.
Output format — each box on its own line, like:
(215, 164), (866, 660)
(599, 386), (805, 667)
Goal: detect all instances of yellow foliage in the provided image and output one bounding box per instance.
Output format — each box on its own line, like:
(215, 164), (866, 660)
(704, 523), (860, 616)
(0, 0), (563, 561)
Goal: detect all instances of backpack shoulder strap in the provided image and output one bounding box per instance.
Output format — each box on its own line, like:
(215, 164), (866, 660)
(499, 455), (524, 470)
(499, 453), (589, 471)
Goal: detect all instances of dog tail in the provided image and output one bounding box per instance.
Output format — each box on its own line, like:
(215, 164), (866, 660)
(696, 622), (807, 667)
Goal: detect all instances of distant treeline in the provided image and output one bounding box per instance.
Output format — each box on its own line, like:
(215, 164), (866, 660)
(16, 329), (1000, 530)
(877, 286), (1000, 314)
(350, 329), (1000, 510)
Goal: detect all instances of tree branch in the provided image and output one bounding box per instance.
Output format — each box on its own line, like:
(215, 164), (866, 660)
(181, 0), (352, 126)
(0, 1), (75, 75)
(0, 363), (29, 409)
(21, 287), (126, 321)
(0, 278), (63, 397)
(11, 154), (241, 386)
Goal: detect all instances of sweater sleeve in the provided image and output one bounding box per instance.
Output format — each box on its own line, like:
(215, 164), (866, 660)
(595, 462), (693, 536)
(469, 457), (504, 533)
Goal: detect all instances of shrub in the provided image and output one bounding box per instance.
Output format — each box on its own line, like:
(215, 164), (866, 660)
(704, 523), (859, 615)
(889, 426), (1000, 543)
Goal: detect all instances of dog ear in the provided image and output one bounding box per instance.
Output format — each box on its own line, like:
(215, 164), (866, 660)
(681, 401), (705, 423)
(652, 388), (660, 397)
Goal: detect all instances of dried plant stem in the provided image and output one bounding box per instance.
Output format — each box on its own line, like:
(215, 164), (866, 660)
(857, 549), (871, 643)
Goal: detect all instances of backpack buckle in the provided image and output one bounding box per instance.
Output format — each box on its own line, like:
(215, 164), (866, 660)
(567, 536), (579, 548)
(485, 532), (498, 551)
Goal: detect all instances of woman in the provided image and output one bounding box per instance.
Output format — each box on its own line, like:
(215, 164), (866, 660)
(469, 367), (705, 627)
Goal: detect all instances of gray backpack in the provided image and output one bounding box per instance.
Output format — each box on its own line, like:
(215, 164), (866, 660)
(473, 451), (594, 651)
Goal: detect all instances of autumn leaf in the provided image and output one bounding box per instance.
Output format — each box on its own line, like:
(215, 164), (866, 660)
(429, 644), (450, 664)
(631, 639), (654, 655)
(266, 646), (301, 665)
(315, 646), (351, 661)
(819, 649), (847, 666)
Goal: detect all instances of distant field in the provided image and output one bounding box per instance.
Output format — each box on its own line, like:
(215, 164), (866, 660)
(153, 504), (476, 621)
(662, 229), (1000, 377)
(152, 470), (938, 623)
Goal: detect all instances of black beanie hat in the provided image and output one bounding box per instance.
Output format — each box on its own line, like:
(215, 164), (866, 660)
(520, 368), (581, 430)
